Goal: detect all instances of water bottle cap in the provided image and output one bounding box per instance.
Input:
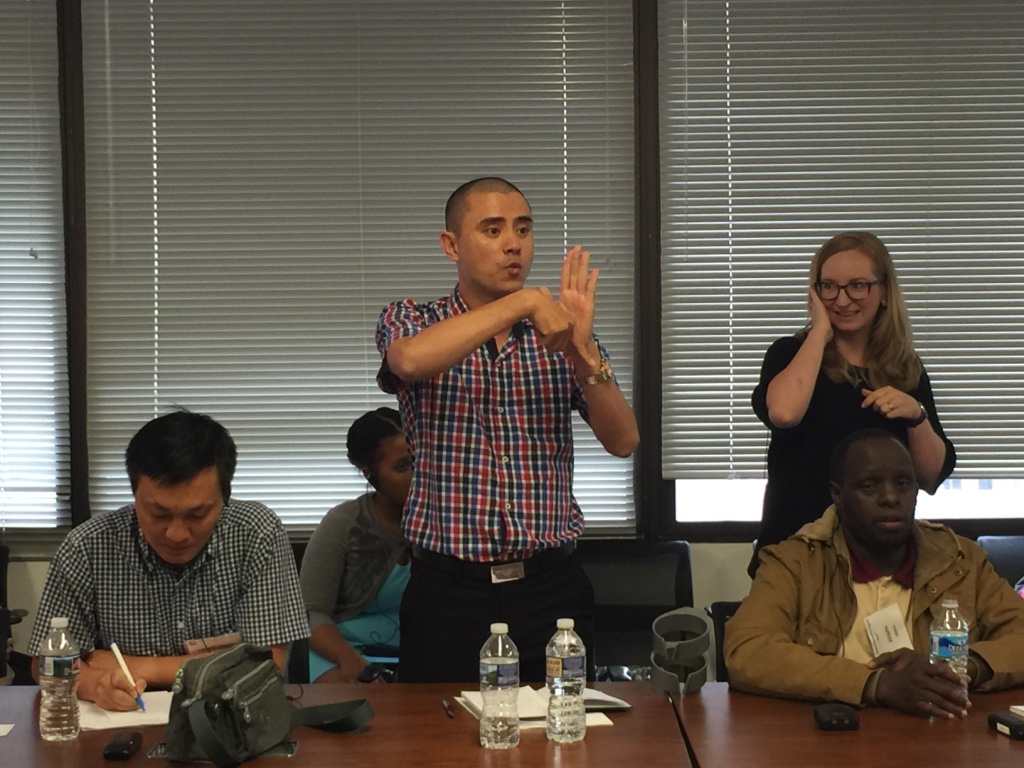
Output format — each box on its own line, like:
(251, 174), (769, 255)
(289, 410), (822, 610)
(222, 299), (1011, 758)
(941, 598), (959, 608)
(490, 622), (509, 634)
(556, 618), (575, 630)
(50, 617), (69, 629)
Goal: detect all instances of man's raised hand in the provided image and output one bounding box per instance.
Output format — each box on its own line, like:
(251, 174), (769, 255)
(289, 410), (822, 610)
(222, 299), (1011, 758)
(557, 245), (600, 368)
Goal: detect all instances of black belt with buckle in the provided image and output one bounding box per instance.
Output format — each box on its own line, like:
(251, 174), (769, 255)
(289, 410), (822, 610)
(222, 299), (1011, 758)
(411, 541), (577, 583)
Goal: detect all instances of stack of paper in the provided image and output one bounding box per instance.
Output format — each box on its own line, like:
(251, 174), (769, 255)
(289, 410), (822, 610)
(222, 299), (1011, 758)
(457, 686), (628, 728)
(540, 687), (631, 712)
(1010, 705), (1024, 718)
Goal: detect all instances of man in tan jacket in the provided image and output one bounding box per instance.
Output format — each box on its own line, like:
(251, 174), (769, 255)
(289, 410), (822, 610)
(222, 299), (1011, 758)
(726, 429), (1024, 718)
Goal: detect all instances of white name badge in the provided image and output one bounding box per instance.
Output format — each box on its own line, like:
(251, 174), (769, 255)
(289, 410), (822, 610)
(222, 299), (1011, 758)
(864, 602), (913, 657)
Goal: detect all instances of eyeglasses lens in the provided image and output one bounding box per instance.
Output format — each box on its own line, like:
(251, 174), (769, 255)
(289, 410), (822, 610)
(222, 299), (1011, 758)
(816, 282), (874, 301)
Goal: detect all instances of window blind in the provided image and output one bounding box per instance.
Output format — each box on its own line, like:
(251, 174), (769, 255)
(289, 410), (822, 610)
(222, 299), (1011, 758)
(0, 0), (70, 530)
(660, 2), (1024, 508)
(82, 0), (635, 534)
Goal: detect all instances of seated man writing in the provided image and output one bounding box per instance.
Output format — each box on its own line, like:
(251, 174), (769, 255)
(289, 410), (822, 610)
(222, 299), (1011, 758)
(29, 409), (309, 711)
(726, 428), (1024, 718)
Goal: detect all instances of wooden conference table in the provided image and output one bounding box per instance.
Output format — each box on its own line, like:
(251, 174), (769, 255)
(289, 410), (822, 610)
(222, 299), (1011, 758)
(676, 682), (1024, 768)
(0, 681), (688, 767)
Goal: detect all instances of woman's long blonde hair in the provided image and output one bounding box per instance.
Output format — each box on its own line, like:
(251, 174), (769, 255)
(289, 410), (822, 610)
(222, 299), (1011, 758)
(807, 232), (922, 391)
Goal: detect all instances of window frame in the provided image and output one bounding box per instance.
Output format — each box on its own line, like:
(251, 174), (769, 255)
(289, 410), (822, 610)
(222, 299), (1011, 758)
(77, 0), (638, 540)
(12, 1), (1022, 553)
(652, 0), (1024, 542)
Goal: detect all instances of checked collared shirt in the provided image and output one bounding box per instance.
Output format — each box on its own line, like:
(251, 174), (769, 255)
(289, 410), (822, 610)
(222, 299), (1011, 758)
(376, 286), (609, 562)
(28, 499), (310, 657)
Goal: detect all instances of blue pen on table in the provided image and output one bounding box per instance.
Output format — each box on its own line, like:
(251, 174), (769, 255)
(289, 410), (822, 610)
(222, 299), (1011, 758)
(109, 640), (146, 712)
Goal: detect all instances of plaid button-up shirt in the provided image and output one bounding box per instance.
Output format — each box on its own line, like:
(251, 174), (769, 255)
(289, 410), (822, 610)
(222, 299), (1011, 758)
(29, 499), (310, 657)
(377, 287), (609, 562)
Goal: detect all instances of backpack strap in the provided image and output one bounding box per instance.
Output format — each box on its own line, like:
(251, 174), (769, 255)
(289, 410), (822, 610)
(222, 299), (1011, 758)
(188, 700), (243, 768)
(291, 698), (374, 733)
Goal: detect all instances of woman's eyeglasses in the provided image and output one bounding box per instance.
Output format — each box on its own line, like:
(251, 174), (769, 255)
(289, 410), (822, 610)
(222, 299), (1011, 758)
(814, 279), (883, 301)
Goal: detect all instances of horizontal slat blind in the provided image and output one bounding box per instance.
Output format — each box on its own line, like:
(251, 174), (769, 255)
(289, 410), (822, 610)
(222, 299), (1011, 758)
(83, 1), (635, 534)
(660, 0), (1024, 480)
(0, 0), (70, 529)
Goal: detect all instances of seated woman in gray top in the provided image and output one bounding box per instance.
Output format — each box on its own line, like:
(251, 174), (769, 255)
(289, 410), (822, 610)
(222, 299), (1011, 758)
(299, 407), (411, 682)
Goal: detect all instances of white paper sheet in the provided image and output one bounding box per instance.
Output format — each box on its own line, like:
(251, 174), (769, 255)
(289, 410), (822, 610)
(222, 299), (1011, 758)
(537, 686), (631, 711)
(79, 690), (174, 731)
(457, 686), (615, 727)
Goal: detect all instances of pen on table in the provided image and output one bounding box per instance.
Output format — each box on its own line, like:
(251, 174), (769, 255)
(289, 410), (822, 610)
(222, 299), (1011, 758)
(441, 698), (455, 719)
(109, 640), (146, 712)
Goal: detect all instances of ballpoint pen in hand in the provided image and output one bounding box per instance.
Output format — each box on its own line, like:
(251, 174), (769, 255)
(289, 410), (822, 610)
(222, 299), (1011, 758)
(109, 640), (146, 712)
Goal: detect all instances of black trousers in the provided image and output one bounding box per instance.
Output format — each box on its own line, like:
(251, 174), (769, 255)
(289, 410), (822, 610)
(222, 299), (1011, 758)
(398, 550), (595, 684)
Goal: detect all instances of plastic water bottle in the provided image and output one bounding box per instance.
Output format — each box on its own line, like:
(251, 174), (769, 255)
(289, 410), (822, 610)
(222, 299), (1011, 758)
(479, 622), (520, 749)
(929, 598), (969, 690)
(39, 617), (81, 741)
(545, 617), (587, 743)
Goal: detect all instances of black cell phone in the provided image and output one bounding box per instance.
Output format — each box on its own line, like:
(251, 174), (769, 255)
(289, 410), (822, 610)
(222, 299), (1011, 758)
(357, 662), (396, 683)
(989, 712), (1024, 740)
(358, 662), (385, 683)
(102, 731), (142, 760)
(812, 702), (860, 731)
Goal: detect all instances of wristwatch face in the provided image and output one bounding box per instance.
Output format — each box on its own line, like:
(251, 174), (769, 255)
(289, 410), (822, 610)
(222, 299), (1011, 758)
(586, 357), (613, 385)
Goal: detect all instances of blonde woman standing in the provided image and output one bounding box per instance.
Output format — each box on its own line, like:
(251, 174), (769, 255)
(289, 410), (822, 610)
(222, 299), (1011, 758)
(750, 232), (955, 576)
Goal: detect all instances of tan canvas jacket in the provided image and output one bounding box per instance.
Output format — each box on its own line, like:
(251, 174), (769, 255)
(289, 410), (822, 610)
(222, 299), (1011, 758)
(725, 507), (1024, 706)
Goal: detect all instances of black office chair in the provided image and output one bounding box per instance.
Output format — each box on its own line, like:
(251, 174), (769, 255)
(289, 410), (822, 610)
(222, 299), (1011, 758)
(977, 535), (1024, 587)
(577, 539), (693, 678)
(0, 548), (9, 680)
(286, 640), (311, 684)
(705, 600), (742, 683)
(1, 544), (27, 682)
(287, 541), (312, 684)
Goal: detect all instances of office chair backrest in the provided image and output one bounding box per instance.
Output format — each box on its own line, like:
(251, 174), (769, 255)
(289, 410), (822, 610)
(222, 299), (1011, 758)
(977, 535), (1024, 587)
(577, 539), (693, 670)
(287, 541), (311, 684)
(1, 545), (10, 679)
(706, 600), (742, 683)
(0, 544), (9, 609)
(0, 610), (7, 679)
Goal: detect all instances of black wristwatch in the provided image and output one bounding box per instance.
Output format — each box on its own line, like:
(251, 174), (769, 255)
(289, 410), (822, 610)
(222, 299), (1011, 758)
(906, 401), (928, 427)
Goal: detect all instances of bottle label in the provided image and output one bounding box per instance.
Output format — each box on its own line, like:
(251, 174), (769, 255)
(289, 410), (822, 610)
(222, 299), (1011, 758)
(930, 632), (968, 659)
(546, 654), (586, 680)
(546, 657), (562, 678)
(480, 661), (520, 687)
(41, 655), (80, 679)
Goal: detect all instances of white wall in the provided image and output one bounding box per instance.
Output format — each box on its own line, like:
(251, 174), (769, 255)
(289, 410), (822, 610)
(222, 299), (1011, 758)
(9, 559), (50, 653)
(690, 542), (753, 608)
(10, 542), (751, 654)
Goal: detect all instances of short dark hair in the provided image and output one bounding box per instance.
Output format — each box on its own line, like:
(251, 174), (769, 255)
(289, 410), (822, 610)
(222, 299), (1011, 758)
(828, 428), (906, 485)
(346, 407), (404, 488)
(444, 177), (528, 232)
(125, 409), (237, 501)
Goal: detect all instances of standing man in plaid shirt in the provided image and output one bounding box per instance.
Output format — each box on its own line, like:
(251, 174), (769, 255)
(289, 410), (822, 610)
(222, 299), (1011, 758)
(376, 177), (639, 682)
(29, 410), (309, 710)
